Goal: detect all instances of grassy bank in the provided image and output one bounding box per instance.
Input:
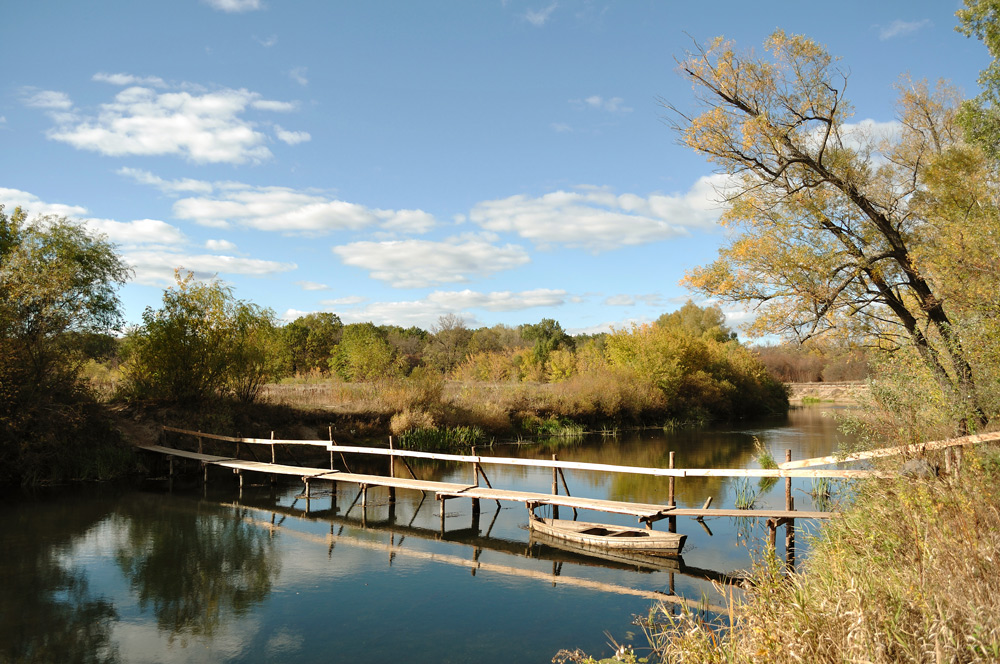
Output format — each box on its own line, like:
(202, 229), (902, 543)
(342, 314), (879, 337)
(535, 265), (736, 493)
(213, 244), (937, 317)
(569, 446), (1000, 663)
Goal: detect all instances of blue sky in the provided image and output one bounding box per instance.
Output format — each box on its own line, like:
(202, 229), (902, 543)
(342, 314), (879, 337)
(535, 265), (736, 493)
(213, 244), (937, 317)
(1, 1), (987, 334)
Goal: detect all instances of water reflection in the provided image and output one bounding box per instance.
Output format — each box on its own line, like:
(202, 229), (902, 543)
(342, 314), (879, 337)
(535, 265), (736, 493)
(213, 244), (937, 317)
(113, 493), (280, 639)
(1, 492), (120, 664)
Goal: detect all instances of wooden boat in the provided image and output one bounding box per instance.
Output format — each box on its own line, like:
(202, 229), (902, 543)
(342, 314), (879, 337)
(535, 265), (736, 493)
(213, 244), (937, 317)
(527, 513), (686, 557)
(529, 529), (683, 571)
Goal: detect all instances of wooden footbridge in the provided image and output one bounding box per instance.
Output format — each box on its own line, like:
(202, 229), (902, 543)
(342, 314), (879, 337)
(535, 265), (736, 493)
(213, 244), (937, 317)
(136, 425), (917, 544)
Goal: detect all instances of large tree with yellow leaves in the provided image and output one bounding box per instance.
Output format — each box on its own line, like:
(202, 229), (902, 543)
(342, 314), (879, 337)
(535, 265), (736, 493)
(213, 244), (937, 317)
(668, 30), (999, 433)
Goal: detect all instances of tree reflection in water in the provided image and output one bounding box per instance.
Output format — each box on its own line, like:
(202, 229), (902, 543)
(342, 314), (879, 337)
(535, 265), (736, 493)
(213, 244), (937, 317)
(114, 494), (280, 639)
(1, 496), (120, 664)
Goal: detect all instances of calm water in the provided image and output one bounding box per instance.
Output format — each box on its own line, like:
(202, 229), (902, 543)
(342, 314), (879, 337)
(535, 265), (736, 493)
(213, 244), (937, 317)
(2, 406), (854, 663)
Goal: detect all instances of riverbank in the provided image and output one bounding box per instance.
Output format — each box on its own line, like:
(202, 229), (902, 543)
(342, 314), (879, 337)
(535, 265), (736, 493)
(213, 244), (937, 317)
(786, 381), (866, 405)
(567, 443), (1000, 663)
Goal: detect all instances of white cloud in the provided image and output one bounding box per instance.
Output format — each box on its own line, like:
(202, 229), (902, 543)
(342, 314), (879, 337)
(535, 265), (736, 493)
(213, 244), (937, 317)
(320, 295), (366, 306)
(524, 2), (557, 26)
(296, 280), (330, 291)
(125, 250), (296, 286)
(603, 293), (663, 307)
(85, 218), (187, 247)
(0, 187), (88, 218)
(879, 19), (932, 41)
(255, 35), (278, 47)
(205, 238), (238, 251)
(315, 288), (566, 327)
(253, 99), (297, 112)
(469, 178), (725, 252)
(172, 184), (437, 234)
(117, 167), (214, 194)
(39, 84), (301, 164)
(289, 67), (309, 87)
(332, 238), (530, 288)
(93, 72), (167, 88)
(275, 125), (312, 145)
(23, 89), (73, 110)
(574, 95), (632, 113)
(425, 288), (566, 311)
(203, 0), (262, 12)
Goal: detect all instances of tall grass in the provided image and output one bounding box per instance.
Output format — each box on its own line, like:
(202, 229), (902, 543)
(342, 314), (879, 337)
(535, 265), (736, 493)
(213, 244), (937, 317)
(635, 447), (1000, 663)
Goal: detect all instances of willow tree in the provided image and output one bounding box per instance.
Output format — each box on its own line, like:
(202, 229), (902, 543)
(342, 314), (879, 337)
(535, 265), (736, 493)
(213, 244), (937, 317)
(667, 31), (989, 432)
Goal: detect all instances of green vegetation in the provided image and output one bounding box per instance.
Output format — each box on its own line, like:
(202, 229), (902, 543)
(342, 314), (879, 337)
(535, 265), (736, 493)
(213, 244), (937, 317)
(120, 271), (281, 404)
(0, 206), (134, 484)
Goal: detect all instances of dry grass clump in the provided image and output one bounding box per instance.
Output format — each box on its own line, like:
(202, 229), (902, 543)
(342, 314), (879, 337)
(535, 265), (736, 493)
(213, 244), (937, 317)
(640, 448), (1000, 663)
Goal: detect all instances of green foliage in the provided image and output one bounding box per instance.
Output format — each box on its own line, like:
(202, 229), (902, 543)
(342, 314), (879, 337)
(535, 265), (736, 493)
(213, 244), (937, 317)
(120, 272), (280, 404)
(656, 299), (736, 342)
(957, 0), (1000, 159)
(330, 322), (402, 381)
(279, 312), (342, 375)
(423, 314), (472, 374)
(396, 425), (485, 452)
(604, 320), (787, 422)
(0, 206), (132, 483)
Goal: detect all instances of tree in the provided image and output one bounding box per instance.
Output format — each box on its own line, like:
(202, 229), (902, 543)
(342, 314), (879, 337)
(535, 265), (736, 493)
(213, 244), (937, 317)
(957, 0), (1000, 158)
(656, 300), (736, 342)
(0, 206), (131, 482)
(121, 272), (279, 404)
(279, 312), (343, 375)
(330, 322), (400, 381)
(667, 31), (988, 432)
(423, 314), (472, 374)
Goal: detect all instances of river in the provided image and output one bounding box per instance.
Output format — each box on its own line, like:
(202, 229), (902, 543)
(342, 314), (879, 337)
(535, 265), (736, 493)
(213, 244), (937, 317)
(1, 406), (854, 663)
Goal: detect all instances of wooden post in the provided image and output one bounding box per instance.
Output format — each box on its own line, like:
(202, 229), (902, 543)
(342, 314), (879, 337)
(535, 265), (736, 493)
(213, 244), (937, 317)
(668, 451), (676, 534)
(387, 436), (396, 505)
(329, 426), (335, 470)
(197, 433), (203, 455)
(552, 454), (559, 520)
(767, 518), (777, 551)
(785, 450), (792, 511)
(271, 431), (276, 464)
(668, 451), (676, 507)
(785, 497), (796, 569)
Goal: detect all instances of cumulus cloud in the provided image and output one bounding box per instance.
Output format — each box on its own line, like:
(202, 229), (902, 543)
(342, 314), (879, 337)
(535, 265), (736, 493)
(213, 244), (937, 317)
(23, 89), (73, 110)
(93, 72), (167, 88)
(469, 178), (726, 252)
(308, 288), (566, 327)
(117, 167), (214, 194)
(205, 238), (238, 251)
(84, 218), (187, 247)
(879, 19), (932, 41)
(33, 82), (302, 164)
(0, 186), (293, 287)
(0, 187), (89, 218)
(603, 293), (664, 307)
(275, 125), (311, 145)
(203, 0), (262, 12)
(295, 280), (330, 291)
(332, 238), (530, 288)
(171, 183), (437, 234)
(126, 251), (296, 286)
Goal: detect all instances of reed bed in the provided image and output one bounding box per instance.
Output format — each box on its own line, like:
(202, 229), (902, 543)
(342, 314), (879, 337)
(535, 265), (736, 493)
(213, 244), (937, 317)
(619, 447), (1000, 664)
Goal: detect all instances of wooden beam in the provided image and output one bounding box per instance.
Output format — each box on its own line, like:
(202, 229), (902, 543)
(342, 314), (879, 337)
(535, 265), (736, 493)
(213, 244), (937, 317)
(779, 431), (1000, 469)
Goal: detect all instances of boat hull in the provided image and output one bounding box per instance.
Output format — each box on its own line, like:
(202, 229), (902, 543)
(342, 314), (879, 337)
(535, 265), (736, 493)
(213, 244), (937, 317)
(528, 516), (686, 556)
